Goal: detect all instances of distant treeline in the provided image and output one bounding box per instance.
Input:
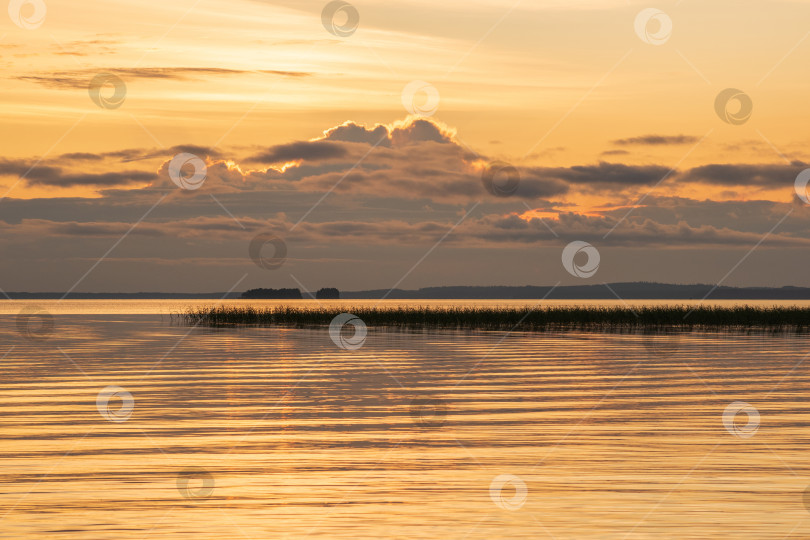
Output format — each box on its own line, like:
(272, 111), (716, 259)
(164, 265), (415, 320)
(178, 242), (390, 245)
(7, 283), (810, 300)
(0, 292), (243, 299)
(341, 283), (810, 300)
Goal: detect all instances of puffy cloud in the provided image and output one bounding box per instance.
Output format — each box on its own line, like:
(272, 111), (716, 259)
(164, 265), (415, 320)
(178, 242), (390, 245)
(4, 117), (809, 259)
(323, 122), (390, 146)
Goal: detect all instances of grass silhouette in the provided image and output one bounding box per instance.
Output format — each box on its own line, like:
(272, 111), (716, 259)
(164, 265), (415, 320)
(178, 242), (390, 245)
(179, 304), (810, 331)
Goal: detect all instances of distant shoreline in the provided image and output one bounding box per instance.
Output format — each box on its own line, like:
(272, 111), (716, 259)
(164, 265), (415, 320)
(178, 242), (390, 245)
(7, 282), (810, 300)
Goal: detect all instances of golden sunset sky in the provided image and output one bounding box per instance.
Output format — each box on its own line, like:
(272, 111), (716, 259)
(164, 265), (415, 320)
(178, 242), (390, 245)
(2, 0), (810, 292)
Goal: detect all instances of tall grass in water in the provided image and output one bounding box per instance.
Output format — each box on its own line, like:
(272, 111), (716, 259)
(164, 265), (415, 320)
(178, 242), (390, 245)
(179, 305), (810, 331)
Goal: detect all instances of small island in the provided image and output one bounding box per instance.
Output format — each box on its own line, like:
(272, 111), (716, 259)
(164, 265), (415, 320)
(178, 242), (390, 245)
(239, 287), (341, 300)
(240, 288), (303, 299)
(315, 288), (340, 300)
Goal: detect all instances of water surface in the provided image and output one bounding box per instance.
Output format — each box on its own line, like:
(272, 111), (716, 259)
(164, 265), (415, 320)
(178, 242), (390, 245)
(2, 302), (810, 538)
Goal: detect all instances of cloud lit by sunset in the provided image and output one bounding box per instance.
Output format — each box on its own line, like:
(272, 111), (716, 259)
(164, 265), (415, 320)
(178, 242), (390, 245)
(3, 0), (810, 291)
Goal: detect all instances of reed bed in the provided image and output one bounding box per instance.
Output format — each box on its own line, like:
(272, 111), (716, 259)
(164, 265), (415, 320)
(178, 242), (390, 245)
(178, 305), (810, 332)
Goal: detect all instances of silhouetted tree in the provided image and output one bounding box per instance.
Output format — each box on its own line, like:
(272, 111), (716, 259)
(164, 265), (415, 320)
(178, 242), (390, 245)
(315, 288), (340, 299)
(241, 288), (302, 299)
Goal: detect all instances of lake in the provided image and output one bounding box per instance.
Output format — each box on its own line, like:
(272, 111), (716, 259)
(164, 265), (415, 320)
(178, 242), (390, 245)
(2, 300), (810, 538)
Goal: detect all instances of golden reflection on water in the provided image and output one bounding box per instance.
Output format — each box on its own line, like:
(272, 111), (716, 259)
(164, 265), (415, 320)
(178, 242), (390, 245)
(1, 305), (810, 538)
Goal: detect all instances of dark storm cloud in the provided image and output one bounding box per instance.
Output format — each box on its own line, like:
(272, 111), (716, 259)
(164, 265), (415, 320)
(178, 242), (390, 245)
(612, 135), (699, 146)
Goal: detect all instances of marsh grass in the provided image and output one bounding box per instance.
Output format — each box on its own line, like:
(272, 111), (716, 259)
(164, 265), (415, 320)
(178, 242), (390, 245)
(178, 305), (810, 332)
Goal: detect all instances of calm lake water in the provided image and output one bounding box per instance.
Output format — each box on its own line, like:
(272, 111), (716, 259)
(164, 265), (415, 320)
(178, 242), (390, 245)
(2, 300), (810, 538)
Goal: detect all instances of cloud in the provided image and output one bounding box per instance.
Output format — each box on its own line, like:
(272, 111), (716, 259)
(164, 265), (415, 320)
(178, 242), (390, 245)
(612, 134), (699, 146)
(50, 38), (119, 57)
(17, 68), (312, 89)
(9, 206), (808, 250)
(247, 141), (350, 163)
(0, 159), (156, 187)
(6, 117), (810, 258)
(530, 162), (671, 187)
(681, 162), (807, 187)
(323, 122), (391, 146)
(56, 145), (224, 164)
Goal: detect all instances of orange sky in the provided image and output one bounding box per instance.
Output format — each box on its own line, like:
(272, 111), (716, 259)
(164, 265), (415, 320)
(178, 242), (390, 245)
(2, 0), (810, 291)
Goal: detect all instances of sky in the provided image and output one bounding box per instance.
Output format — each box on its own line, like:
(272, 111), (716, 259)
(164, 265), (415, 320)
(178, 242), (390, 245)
(3, 0), (810, 293)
